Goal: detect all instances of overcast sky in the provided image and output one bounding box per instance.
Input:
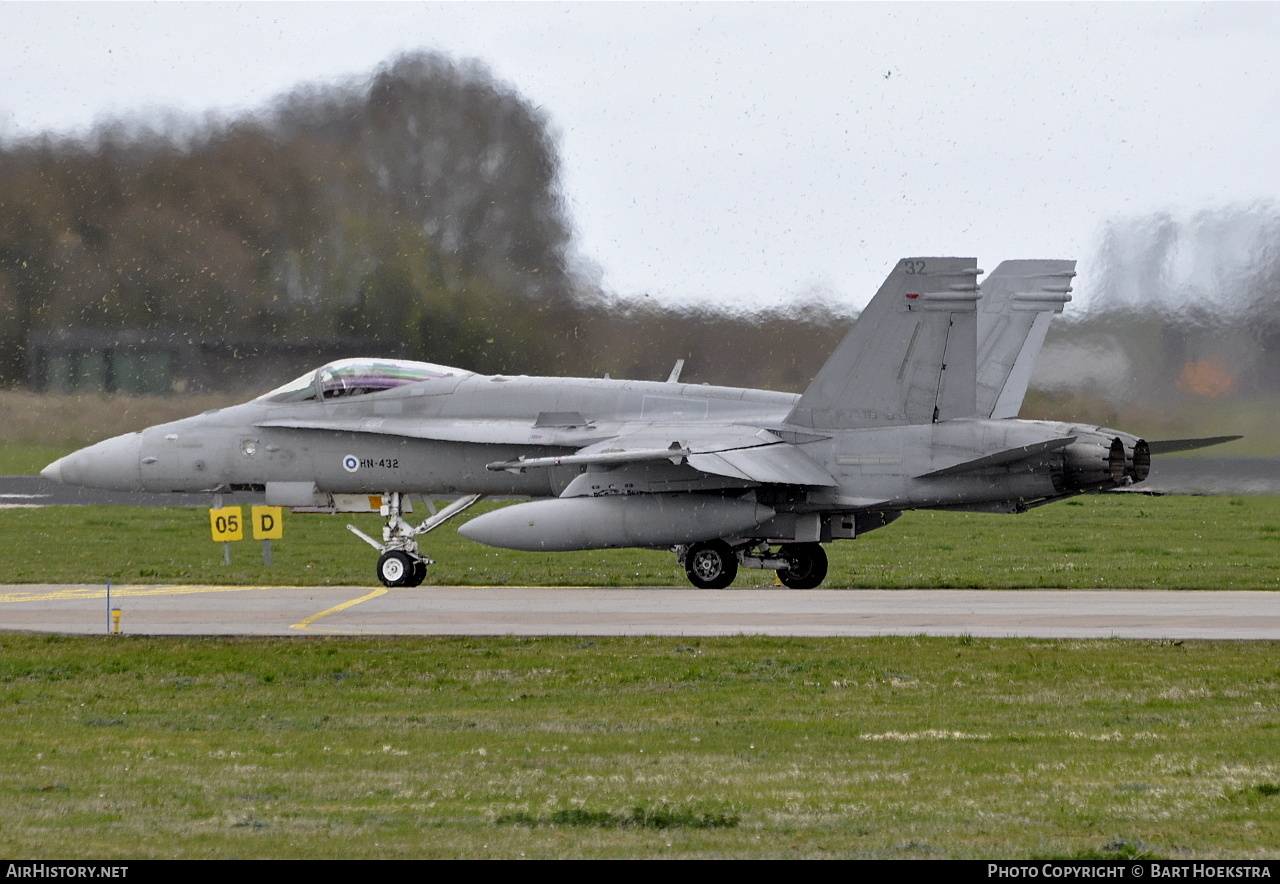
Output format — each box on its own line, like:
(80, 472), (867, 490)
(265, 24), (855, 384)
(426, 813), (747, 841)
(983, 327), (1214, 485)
(3, 2), (1277, 310)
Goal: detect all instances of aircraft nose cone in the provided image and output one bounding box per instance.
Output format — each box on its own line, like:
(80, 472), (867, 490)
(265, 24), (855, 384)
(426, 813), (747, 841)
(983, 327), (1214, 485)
(43, 433), (144, 491)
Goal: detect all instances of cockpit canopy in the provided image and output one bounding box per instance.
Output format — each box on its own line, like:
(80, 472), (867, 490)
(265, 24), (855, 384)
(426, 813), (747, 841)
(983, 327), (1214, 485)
(257, 358), (472, 403)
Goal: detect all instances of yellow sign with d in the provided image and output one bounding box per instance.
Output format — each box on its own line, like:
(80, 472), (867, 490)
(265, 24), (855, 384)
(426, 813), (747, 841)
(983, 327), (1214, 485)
(252, 506), (284, 540)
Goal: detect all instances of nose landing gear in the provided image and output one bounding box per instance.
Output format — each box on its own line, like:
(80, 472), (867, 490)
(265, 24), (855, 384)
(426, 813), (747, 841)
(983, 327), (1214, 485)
(347, 492), (483, 587)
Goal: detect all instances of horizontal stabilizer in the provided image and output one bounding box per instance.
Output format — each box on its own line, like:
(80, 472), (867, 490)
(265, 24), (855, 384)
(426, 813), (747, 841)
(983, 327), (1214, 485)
(916, 437), (1077, 479)
(1146, 436), (1243, 454)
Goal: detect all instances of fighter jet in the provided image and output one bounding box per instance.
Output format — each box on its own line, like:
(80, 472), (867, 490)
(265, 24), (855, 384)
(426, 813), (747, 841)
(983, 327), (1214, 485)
(41, 257), (1239, 589)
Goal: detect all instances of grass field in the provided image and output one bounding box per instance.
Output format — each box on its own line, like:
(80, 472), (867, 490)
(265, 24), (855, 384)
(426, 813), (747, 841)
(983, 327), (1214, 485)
(1, 633), (1277, 859)
(0, 494), (1276, 589)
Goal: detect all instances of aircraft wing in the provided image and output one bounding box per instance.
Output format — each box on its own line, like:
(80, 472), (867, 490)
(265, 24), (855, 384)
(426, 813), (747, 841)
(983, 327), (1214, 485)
(486, 426), (837, 487)
(685, 443), (837, 486)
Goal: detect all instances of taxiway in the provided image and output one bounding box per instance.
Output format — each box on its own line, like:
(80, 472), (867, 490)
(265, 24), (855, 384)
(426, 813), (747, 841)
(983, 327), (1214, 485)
(2, 584), (1278, 640)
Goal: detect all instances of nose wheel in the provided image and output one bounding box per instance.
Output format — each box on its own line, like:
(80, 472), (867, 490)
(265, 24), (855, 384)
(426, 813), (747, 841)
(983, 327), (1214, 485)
(377, 550), (428, 587)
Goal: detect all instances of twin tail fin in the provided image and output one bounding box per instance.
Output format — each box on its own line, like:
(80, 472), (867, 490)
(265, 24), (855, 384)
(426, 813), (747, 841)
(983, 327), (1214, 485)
(786, 257), (982, 429)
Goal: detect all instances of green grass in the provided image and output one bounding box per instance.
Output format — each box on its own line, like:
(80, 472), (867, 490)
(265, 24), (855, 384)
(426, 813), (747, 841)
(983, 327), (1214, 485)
(0, 392), (242, 457)
(1, 494), (1277, 589)
(0, 444), (71, 476)
(1, 633), (1277, 858)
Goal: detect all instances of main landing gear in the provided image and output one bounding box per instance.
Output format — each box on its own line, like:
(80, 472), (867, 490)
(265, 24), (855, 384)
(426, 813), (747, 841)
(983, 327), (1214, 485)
(773, 542), (828, 589)
(683, 540), (738, 589)
(677, 540), (829, 589)
(347, 492), (483, 587)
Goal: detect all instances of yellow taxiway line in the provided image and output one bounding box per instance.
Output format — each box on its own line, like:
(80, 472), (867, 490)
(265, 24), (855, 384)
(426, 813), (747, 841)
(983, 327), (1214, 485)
(0, 582), (594, 636)
(0, 584), (305, 604)
(0, 582), (393, 635)
(291, 587), (388, 631)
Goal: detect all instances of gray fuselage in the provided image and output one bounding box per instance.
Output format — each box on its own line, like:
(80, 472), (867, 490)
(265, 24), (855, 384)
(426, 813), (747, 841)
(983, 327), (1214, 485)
(50, 370), (1142, 520)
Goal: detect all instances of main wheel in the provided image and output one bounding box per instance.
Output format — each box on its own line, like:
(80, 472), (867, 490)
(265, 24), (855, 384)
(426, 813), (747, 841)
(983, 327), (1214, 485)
(776, 543), (828, 589)
(377, 550), (416, 587)
(684, 540), (738, 589)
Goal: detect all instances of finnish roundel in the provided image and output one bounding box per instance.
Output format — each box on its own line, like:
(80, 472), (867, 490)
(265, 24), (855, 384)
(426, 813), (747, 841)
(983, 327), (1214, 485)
(342, 454), (360, 473)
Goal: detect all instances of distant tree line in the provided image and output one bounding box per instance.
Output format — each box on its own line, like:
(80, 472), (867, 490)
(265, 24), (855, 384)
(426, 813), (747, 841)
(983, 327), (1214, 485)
(1036, 206), (1280, 404)
(0, 51), (848, 393)
(4, 50), (1274, 403)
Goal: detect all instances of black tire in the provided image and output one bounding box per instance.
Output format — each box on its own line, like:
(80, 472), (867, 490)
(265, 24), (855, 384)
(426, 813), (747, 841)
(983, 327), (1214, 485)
(684, 540), (738, 589)
(776, 543), (828, 589)
(377, 550), (416, 587)
(404, 558), (428, 588)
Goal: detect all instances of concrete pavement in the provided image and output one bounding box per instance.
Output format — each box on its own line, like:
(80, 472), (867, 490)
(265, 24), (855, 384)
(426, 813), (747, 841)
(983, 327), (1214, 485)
(3, 584), (1279, 639)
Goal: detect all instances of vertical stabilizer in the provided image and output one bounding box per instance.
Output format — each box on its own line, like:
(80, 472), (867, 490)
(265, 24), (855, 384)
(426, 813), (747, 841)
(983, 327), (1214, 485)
(786, 257), (982, 429)
(975, 260), (1075, 419)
